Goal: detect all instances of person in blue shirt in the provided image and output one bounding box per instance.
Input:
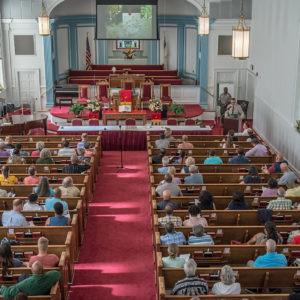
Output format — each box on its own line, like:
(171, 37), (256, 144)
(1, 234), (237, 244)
(160, 222), (186, 245)
(77, 133), (88, 148)
(184, 165), (203, 184)
(227, 191), (249, 210)
(45, 187), (69, 212)
(253, 239), (287, 267)
(204, 150), (223, 165)
(229, 147), (250, 164)
(2, 199), (29, 227)
(46, 202), (70, 226)
(241, 165), (262, 184)
(158, 156), (170, 174)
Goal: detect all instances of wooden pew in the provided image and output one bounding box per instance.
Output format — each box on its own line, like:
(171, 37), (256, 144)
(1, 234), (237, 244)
(148, 135), (250, 142)
(149, 141), (254, 148)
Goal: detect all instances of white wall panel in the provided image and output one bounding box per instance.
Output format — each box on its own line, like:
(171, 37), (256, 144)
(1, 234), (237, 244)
(77, 27), (95, 70)
(159, 27), (177, 70)
(57, 28), (69, 75)
(185, 28), (197, 74)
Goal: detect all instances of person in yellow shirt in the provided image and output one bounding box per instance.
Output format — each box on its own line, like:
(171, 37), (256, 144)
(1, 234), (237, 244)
(0, 165), (18, 185)
(286, 185), (300, 197)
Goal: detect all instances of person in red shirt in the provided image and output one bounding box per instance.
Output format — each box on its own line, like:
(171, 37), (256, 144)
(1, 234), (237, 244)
(28, 237), (59, 267)
(291, 235), (300, 245)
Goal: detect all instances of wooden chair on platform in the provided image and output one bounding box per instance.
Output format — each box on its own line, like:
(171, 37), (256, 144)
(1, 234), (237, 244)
(77, 85), (90, 104)
(125, 118), (136, 126)
(160, 84), (172, 105)
(88, 119), (99, 126)
(96, 80), (110, 103)
(140, 81), (154, 109)
(167, 118), (177, 126)
(122, 79), (135, 92)
(185, 119), (196, 126)
(72, 119), (83, 126)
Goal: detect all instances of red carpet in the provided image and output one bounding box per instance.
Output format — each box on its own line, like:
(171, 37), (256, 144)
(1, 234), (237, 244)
(50, 106), (90, 120)
(69, 151), (156, 300)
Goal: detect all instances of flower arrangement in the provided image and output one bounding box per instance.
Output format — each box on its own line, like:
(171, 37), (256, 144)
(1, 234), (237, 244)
(123, 49), (136, 59)
(149, 98), (163, 112)
(86, 100), (101, 113)
(296, 120), (300, 133)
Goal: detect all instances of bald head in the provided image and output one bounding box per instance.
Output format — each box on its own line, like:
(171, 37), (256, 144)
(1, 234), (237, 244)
(13, 199), (23, 212)
(163, 189), (171, 200)
(266, 239), (276, 253)
(280, 163), (289, 173)
(32, 261), (44, 275)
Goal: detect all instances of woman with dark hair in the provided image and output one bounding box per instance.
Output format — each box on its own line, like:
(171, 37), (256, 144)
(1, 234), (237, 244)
(34, 177), (53, 197)
(0, 165), (18, 185)
(227, 191), (249, 210)
(23, 193), (42, 211)
(183, 205), (208, 227)
(222, 136), (236, 149)
(198, 191), (216, 210)
(175, 150), (187, 165)
(246, 221), (283, 245)
(0, 243), (23, 277)
(241, 165), (262, 184)
(46, 202), (70, 226)
(261, 177), (278, 197)
(15, 143), (28, 157)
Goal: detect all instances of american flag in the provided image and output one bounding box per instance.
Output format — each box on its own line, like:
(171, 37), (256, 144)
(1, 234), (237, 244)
(86, 34), (92, 70)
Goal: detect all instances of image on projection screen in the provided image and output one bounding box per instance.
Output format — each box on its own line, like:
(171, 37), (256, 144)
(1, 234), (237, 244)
(98, 5), (156, 39)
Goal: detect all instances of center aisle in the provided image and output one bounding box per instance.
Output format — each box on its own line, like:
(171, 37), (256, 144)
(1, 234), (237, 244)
(69, 151), (156, 300)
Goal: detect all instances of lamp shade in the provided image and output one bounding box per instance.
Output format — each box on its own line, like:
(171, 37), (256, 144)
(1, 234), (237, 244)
(38, 1), (50, 36)
(198, 15), (209, 36)
(232, 27), (250, 59)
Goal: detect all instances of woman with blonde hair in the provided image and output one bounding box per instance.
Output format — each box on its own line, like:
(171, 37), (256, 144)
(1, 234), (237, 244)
(59, 177), (80, 197)
(31, 141), (45, 157)
(36, 148), (54, 164)
(212, 265), (241, 295)
(222, 136), (236, 149)
(181, 156), (195, 173)
(162, 243), (185, 268)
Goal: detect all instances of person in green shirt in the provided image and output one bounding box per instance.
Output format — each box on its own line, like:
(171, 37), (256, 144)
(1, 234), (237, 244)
(36, 149), (54, 165)
(0, 261), (61, 300)
(162, 243), (185, 268)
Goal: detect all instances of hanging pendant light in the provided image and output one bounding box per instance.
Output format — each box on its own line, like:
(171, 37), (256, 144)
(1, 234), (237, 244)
(198, 0), (209, 36)
(38, 0), (50, 36)
(232, 0), (250, 59)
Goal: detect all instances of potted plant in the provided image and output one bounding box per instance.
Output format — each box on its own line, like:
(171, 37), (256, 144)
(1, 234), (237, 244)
(169, 103), (185, 117)
(68, 103), (84, 118)
(123, 49), (136, 59)
(149, 98), (163, 121)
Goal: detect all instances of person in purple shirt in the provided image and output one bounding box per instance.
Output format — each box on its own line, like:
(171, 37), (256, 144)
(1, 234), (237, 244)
(245, 138), (268, 157)
(261, 177), (278, 197)
(0, 142), (10, 157)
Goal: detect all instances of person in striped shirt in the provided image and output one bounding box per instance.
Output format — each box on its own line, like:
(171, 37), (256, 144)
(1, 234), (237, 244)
(158, 204), (182, 226)
(160, 222), (186, 245)
(266, 187), (292, 210)
(188, 224), (214, 246)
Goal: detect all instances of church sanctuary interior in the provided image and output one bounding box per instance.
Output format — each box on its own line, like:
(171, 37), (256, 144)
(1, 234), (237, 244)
(1, 0), (300, 299)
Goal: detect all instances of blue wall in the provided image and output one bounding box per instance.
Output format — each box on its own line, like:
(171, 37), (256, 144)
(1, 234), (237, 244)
(47, 15), (211, 105)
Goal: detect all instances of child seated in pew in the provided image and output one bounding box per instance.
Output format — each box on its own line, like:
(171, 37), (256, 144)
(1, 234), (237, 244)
(162, 243), (185, 268)
(222, 136), (236, 149)
(45, 202), (70, 227)
(23, 193), (43, 211)
(34, 177), (54, 197)
(15, 144), (28, 157)
(183, 205), (208, 227)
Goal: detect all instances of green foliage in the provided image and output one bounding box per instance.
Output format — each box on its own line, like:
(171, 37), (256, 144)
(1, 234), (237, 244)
(296, 120), (300, 132)
(141, 5), (152, 19)
(68, 104), (84, 117)
(169, 103), (185, 116)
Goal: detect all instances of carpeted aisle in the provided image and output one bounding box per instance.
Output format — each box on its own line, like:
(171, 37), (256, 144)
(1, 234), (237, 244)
(69, 151), (156, 300)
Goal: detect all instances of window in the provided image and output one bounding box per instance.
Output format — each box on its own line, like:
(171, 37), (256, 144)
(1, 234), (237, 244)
(218, 35), (232, 55)
(14, 35), (35, 55)
(116, 40), (140, 49)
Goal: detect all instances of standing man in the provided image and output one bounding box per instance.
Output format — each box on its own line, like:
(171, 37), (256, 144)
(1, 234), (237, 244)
(225, 98), (245, 120)
(219, 87), (232, 117)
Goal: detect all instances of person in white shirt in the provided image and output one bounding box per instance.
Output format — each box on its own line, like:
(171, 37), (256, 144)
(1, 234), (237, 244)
(58, 140), (76, 157)
(212, 265), (241, 295)
(235, 121), (251, 136)
(23, 193), (43, 211)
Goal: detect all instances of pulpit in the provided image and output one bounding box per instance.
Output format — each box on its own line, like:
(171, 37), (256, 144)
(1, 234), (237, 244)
(223, 117), (241, 134)
(160, 84), (172, 105)
(140, 81), (154, 109)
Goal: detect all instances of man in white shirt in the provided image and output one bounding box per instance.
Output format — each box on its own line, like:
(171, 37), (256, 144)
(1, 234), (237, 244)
(224, 98), (245, 120)
(58, 140), (76, 157)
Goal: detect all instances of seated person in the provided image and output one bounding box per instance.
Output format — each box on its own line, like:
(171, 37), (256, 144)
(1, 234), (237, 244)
(266, 187), (292, 210)
(278, 163), (297, 189)
(166, 167), (181, 185)
(2, 199), (29, 227)
(34, 177), (54, 197)
(253, 239), (287, 267)
(178, 135), (194, 150)
(262, 153), (288, 174)
(188, 224), (214, 245)
(175, 150), (187, 165)
(198, 191), (216, 210)
(0, 261), (61, 299)
(62, 155), (90, 174)
(229, 147), (250, 164)
(156, 174), (183, 197)
(246, 129), (257, 142)
(7, 148), (26, 164)
(246, 221), (283, 245)
(184, 165), (203, 184)
(227, 191), (249, 210)
(84, 141), (94, 157)
(240, 165), (262, 184)
(162, 243), (185, 268)
(31, 141), (45, 157)
(261, 177), (278, 197)
(0, 165), (18, 185)
(23, 193), (42, 211)
(4, 136), (15, 149)
(152, 149), (166, 165)
(23, 166), (40, 185)
(286, 184), (300, 197)
(15, 143), (28, 157)
(164, 128), (176, 143)
(59, 177), (80, 197)
(204, 150), (223, 165)
(0, 243), (24, 270)
(224, 98), (245, 119)
(77, 147), (90, 162)
(45, 202), (70, 226)
(235, 121), (251, 136)
(158, 156), (170, 173)
(245, 138), (268, 157)
(0, 188), (8, 197)
(77, 133), (88, 148)
(0, 142), (10, 157)
(28, 237), (59, 267)
(155, 133), (170, 149)
(172, 259), (208, 295)
(58, 140), (76, 157)
(45, 188), (69, 212)
(222, 136), (236, 149)
(36, 148), (54, 164)
(181, 156), (195, 173)
(158, 204), (182, 226)
(212, 265), (241, 295)
(160, 222), (186, 245)
(156, 190), (178, 210)
(183, 205), (208, 227)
